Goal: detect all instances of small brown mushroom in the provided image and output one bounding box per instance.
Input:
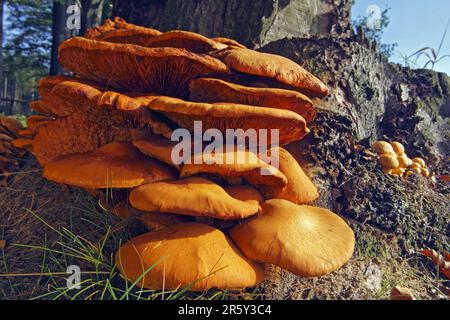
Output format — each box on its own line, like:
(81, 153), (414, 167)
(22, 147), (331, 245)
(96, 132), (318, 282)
(397, 154), (413, 168)
(372, 141), (394, 155)
(390, 141), (405, 155)
(420, 167), (430, 177)
(379, 153), (400, 170)
(411, 157), (426, 168)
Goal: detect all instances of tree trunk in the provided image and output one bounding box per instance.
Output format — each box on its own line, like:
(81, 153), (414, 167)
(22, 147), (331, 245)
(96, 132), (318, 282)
(50, 1), (67, 75)
(112, 0), (352, 48)
(0, 0), (4, 89)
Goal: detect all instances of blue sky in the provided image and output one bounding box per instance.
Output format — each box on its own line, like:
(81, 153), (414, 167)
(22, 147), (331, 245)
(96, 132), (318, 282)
(352, 0), (450, 75)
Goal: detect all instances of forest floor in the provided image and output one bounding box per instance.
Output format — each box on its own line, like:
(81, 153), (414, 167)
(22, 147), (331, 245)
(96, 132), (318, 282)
(0, 158), (448, 300)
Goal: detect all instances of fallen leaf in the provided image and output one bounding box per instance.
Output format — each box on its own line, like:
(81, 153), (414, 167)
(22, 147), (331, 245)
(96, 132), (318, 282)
(391, 286), (415, 300)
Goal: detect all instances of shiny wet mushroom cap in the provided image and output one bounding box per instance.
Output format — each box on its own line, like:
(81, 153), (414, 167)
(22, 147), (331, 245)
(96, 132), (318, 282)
(261, 147), (319, 204)
(211, 37), (246, 49)
(212, 48), (329, 98)
(180, 150), (287, 187)
(115, 222), (264, 291)
(85, 17), (162, 44)
(223, 185), (265, 204)
(132, 133), (181, 170)
(144, 30), (227, 53)
(140, 96), (309, 146)
(129, 177), (260, 220)
(189, 78), (316, 123)
(230, 199), (355, 277)
(43, 141), (177, 188)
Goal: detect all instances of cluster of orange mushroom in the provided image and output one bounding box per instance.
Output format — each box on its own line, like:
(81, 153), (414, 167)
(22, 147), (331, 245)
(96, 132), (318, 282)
(0, 116), (28, 186)
(13, 17), (355, 291)
(372, 141), (431, 178)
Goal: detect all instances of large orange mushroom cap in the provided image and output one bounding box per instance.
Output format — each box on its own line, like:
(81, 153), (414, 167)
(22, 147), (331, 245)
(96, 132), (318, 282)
(43, 141), (177, 188)
(0, 117), (23, 136)
(212, 48), (329, 98)
(37, 76), (173, 138)
(262, 147), (319, 204)
(115, 222), (264, 291)
(223, 185), (265, 205)
(189, 78), (316, 123)
(85, 17), (162, 44)
(132, 134), (181, 170)
(230, 199), (355, 277)
(211, 37), (247, 49)
(129, 177), (260, 220)
(58, 37), (229, 97)
(180, 150), (287, 187)
(26, 115), (53, 133)
(144, 30), (227, 53)
(140, 96), (309, 146)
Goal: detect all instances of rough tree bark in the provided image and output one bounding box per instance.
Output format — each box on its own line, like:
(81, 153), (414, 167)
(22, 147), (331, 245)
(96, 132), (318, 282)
(80, 0), (105, 36)
(112, 0), (352, 48)
(0, 0), (4, 85)
(50, 0), (67, 75)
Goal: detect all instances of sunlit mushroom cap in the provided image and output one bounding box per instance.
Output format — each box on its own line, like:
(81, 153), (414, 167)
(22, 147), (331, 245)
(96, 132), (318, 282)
(129, 177), (260, 220)
(0, 117), (23, 135)
(32, 104), (167, 165)
(115, 222), (264, 291)
(26, 115), (53, 133)
(12, 138), (33, 150)
(141, 96), (309, 146)
(223, 185), (265, 205)
(212, 48), (329, 98)
(189, 78), (316, 123)
(211, 37), (247, 49)
(261, 147), (318, 204)
(58, 37), (229, 97)
(43, 141), (177, 188)
(144, 30), (227, 53)
(85, 17), (162, 44)
(132, 133), (181, 170)
(230, 199), (355, 277)
(180, 150), (287, 187)
(137, 211), (193, 231)
(37, 76), (173, 138)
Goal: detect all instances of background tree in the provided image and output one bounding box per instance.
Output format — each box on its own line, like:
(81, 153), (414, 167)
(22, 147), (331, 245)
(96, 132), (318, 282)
(50, 0), (67, 75)
(352, 3), (397, 58)
(2, 0), (52, 113)
(0, 0), (4, 88)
